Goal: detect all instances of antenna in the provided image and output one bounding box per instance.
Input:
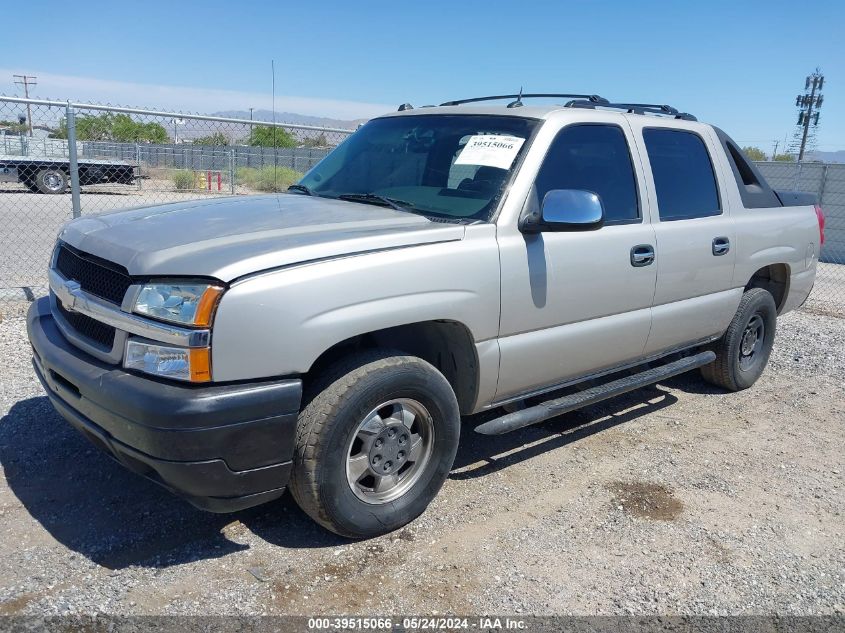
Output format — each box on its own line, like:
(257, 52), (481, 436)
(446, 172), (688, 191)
(272, 59), (277, 190)
(507, 87), (524, 108)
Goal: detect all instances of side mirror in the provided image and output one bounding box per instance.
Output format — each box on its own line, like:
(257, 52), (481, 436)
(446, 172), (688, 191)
(520, 189), (605, 233)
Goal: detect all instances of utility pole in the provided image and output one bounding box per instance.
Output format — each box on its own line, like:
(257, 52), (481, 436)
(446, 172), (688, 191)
(794, 68), (824, 162)
(12, 74), (37, 136)
(771, 140), (779, 160)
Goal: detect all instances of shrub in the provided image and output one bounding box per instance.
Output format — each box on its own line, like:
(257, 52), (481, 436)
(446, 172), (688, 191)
(236, 166), (303, 192)
(742, 146), (767, 161)
(194, 132), (230, 146)
(170, 169), (196, 190)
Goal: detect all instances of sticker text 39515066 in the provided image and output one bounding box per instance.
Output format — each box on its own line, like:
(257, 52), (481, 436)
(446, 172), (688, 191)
(454, 135), (526, 170)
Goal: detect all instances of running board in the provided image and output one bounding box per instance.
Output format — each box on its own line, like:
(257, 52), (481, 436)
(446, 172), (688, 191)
(474, 351), (716, 436)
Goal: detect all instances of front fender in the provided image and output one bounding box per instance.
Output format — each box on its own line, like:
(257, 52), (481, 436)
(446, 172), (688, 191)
(211, 226), (500, 382)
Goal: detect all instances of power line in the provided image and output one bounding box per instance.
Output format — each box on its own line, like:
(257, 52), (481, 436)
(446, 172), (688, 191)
(12, 74), (37, 137)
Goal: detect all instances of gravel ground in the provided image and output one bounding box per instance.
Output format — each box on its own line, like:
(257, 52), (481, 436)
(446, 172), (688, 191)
(0, 295), (843, 617)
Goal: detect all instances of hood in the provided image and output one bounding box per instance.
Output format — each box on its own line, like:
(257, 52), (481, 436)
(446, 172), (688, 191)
(58, 194), (465, 281)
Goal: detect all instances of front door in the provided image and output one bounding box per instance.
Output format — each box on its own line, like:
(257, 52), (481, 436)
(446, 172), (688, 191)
(495, 119), (657, 402)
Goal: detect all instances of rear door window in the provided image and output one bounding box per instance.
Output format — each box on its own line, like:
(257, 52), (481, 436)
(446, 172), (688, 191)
(643, 129), (721, 221)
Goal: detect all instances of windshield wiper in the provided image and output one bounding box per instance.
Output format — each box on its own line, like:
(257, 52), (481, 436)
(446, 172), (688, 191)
(336, 193), (415, 213)
(287, 184), (312, 196)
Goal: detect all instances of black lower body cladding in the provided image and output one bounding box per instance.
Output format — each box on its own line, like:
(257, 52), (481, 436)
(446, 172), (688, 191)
(26, 297), (302, 512)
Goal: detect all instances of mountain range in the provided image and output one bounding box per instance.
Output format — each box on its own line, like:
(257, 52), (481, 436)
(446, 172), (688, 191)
(806, 150), (845, 164)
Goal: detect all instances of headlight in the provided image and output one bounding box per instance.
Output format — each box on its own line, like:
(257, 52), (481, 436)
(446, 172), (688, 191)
(125, 341), (211, 382)
(133, 282), (224, 327)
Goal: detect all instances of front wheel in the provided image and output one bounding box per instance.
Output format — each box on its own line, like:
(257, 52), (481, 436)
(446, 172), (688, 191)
(700, 287), (777, 391)
(290, 351), (460, 538)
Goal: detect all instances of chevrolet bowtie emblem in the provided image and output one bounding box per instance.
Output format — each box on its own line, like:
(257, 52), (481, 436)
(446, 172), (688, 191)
(61, 279), (81, 311)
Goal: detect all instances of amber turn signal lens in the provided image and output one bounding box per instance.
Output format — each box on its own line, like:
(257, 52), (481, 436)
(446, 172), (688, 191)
(194, 286), (224, 327)
(189, 348), (212, 382)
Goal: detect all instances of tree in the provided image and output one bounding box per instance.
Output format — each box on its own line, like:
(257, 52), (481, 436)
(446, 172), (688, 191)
(742, 146), (767, 161)
(52, 115), (109, 140)
(111, 114), (169, 143)
(773, 153), (796, 162)
(246, 125), (297, 148)
(193, 132), (230, 146)
(51, 113), (169, 143)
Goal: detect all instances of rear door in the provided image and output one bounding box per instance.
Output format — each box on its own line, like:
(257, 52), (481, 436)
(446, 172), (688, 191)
(627, 119), (740, 356)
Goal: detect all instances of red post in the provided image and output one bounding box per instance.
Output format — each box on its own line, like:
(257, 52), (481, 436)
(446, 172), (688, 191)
(217, 171), (222, 191)
(206, 171), (211, 191)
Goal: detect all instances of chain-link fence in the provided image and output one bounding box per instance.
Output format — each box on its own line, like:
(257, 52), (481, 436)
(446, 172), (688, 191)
(0, 96), (353, 300)
(0, 95), (842, 315)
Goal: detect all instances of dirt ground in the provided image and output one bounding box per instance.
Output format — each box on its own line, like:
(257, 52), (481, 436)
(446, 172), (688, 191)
(0, 289), (843, 617)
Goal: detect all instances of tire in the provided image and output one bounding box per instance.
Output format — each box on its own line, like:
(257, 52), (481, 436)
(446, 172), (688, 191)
(290, 351), (460, 538)
(700, 288), (777, 391)
(34, 168), (69, 194)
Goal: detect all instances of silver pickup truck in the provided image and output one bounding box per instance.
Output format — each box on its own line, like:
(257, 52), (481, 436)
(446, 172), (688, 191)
(27, 94), (824, 538)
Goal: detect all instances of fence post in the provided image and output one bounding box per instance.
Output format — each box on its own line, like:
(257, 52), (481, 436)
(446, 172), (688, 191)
(229, 149), (235, 194)
(65, 102), (82, 218)
(818, 163), (828, 205)
(136, 143), (142, 191)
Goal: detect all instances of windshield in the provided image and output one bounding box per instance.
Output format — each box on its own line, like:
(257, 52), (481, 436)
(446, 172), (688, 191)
(297, 114), (538, 221)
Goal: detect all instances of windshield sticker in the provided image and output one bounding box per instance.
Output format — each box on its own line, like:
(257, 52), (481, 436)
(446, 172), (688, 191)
(454, 135), (526, 170)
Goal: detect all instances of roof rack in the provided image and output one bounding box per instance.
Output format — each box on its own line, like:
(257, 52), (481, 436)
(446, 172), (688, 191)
(402, 93), (698, 121)
(438, 93), (609, 107)
(564, 99), (697, 121)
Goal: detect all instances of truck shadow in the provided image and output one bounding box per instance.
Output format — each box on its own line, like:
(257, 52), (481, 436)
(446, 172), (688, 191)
(451, 383), (680, 480)
(0, 397), (344, 570)
(0, 377), (701, 569)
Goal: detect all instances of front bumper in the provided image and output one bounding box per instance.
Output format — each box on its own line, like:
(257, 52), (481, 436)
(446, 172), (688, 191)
(26, 297), (302, 512)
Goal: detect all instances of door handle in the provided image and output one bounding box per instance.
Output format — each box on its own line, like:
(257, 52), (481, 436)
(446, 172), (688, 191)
(712, 237), (730, 256)
(630, 244), (655, 267)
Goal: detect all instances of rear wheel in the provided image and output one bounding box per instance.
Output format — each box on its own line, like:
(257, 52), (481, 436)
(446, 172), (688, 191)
(700, 288), (777, 391)
(34, 168), (69, 194)
(290, 351), (460, 538)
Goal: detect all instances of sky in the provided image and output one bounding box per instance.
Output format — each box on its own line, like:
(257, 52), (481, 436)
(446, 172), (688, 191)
(4, 0), (843, 152)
